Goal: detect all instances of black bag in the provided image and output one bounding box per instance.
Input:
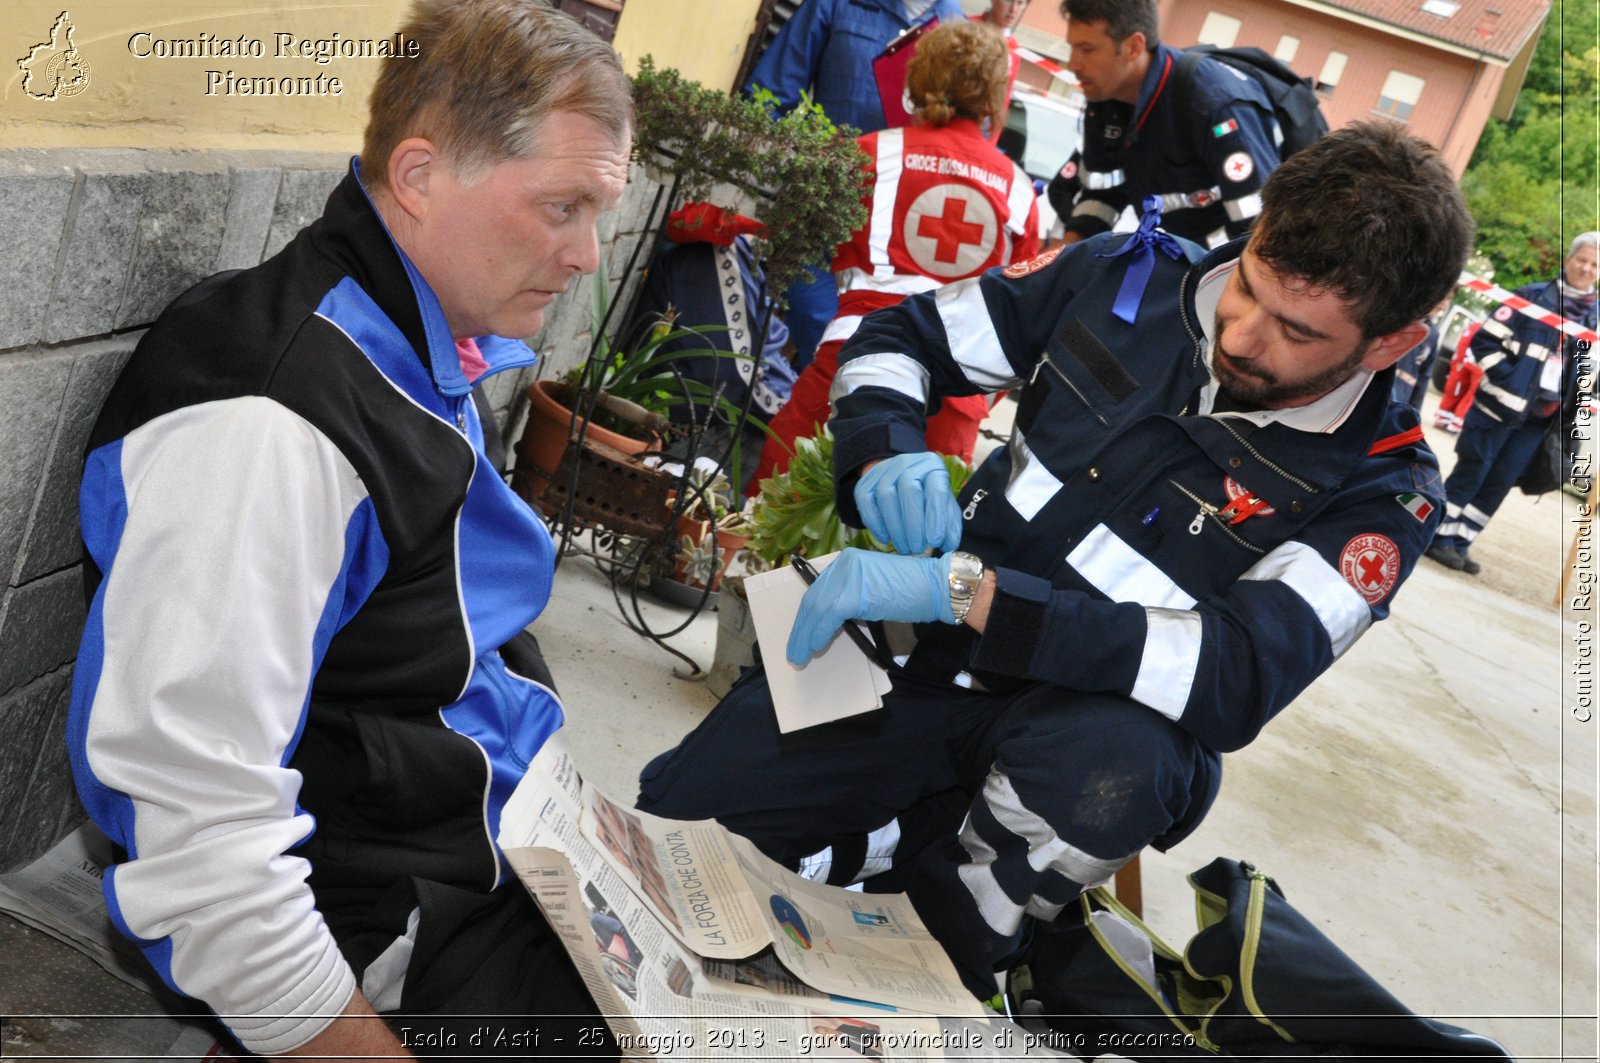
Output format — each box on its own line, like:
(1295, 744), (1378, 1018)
(1515, 418), (1565, 495)
(1014, 858), (1513, 1061)
(1175, 45), (1331, 158)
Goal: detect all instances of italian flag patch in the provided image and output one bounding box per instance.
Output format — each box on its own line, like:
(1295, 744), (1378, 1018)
(1212, 118), (1239, 137)
(1397, 493), (1434, 522)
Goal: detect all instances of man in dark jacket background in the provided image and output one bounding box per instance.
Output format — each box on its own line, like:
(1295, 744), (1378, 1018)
(1427, 232), (1599, 574)
(1047, 0), (1283, 247)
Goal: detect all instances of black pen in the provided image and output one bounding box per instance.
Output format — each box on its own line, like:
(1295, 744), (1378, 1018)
(789, 553), (891, 668)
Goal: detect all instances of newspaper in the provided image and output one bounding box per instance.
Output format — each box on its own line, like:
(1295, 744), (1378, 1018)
(0, 822), (165, 993)
(499, 734), (1066, 1060)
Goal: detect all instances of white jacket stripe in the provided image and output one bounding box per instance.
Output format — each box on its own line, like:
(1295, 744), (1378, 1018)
(1003, 428), (1064, 521)
(1005, 161), (1036, 236)
(834, 268), (943, 298)
(1067, 524), (1200, 610)
(87, 397), (368, 1054)
(936, 278), (1022, 390)
(1240, 540), (1372, 658)
(1072, 199), (1121, 227)
(819, 314), (866, 347)
(869, 128), (904, 276)
(831, 350), (931, 405)
(1131, 607), (1204, 721)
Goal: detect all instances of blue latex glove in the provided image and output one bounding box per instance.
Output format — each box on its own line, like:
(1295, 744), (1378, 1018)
(787, 549), (955, 665)
(853, 452), (964, 556)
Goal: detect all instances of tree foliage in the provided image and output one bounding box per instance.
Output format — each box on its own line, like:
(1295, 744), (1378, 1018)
(1461, 0), (1598, 289)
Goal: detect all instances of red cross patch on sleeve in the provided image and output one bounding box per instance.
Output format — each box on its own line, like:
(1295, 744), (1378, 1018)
(1340, 533), (1401, 604)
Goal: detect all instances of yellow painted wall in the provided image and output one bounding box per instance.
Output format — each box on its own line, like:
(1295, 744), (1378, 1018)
(3, 0), (761, 151)
(611, 0), (763, 91)
(3, 1), (409, 150)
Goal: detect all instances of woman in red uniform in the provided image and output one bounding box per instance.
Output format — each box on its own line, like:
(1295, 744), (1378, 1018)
(751, 20), (1040, 489)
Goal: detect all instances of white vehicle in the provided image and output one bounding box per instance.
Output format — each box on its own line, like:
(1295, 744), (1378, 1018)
(997, 86), (1082, 242)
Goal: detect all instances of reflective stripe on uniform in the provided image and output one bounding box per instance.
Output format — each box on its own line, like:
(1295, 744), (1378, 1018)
(956, 772), (1129, 935)
(858, 818), (902, 880)
(1156, 187), (1222, 214)
(1476, 379), (1529, 413)
(1130, 607), (1203, 720)
(831, 351), (930, 405)
(818, 314), (865, 347)
(1480, 318), (1514, 341)
(1239, 540), (1371, 658)
(1223, 192), (1263, 222)
(1084, 168), (1124, 190)
(868, 129), (903, 277)
(1003, 428), (1064, 521)
(1066, 524), (1199, 609)
(936, 278), (1022, 390)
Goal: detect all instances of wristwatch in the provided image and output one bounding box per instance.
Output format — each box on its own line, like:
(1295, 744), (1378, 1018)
(946, 552), (984, 625)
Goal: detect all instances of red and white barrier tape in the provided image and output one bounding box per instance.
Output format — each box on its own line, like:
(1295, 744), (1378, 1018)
(1457, 272), (1598, 344)
(1015, 46), (1077, 86)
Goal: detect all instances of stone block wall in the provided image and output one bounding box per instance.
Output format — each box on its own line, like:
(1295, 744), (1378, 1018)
(0, 148), (659, 872)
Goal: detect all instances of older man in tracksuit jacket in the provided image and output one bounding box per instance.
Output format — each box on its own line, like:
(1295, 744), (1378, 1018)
(67, 164), (606, 1054)
(640, 186), (1450, 995)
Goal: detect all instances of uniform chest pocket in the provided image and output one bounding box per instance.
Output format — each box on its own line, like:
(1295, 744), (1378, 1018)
(1020, 319), (1141, 431)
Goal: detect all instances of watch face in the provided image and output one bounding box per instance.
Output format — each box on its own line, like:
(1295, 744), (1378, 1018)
(949, 552), (983, 591)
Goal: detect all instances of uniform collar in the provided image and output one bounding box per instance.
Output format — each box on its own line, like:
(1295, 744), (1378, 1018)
(1128, 44), (1179, 137)
(1186, 241), (1378, 435)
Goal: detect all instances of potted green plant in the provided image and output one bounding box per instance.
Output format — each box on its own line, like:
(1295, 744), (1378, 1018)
(513, 261), (757, 510)
(743, 429), (972, 567)
(701, 428), (971, 695)
(630, 58), (870, 305)
(673, 467), (748, 587)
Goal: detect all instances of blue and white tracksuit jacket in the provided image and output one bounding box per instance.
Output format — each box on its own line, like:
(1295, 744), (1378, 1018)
(67, 163), (561, 1054)
(832, 236), (1442, 752)
(1046, 44), (1280, 247)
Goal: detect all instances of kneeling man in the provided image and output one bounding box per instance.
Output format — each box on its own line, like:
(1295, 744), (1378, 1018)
(638, 122), (1473, 998)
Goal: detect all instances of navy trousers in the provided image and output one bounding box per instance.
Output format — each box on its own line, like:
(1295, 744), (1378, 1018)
(637, 666), (1219, 996)
(1435, 408), (1552, 549)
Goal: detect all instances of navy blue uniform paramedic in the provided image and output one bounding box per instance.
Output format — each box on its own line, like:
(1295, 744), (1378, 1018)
(638, 123), (1474, 997)
(1427, 232), (1598, 575)
(1047, 0), (1281, 248)
(67, 2), (629, 1057)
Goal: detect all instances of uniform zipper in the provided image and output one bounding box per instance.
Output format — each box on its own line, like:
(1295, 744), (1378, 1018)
(1031, 352), (1112, 428)
(1214, 418), (1320, 494)
(1167, 479), (1265, 554)
(963, 488), (988, 520)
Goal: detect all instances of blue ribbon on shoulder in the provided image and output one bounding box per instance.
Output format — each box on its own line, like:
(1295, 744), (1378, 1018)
(1097, 195), (1185, 325)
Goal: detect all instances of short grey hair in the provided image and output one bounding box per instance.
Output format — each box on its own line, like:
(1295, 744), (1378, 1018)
(361, 0), (632, 190)
(1570, 232), (1600, 257)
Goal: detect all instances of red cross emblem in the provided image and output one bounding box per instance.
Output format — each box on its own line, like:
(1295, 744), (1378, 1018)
(1339, 533), (1400, 604)
(1223, 151), (1254, 183)
(902, 184), (998, 278)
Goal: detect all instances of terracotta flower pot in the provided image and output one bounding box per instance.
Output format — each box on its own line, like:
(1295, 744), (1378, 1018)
(513, 379), (655, 511)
